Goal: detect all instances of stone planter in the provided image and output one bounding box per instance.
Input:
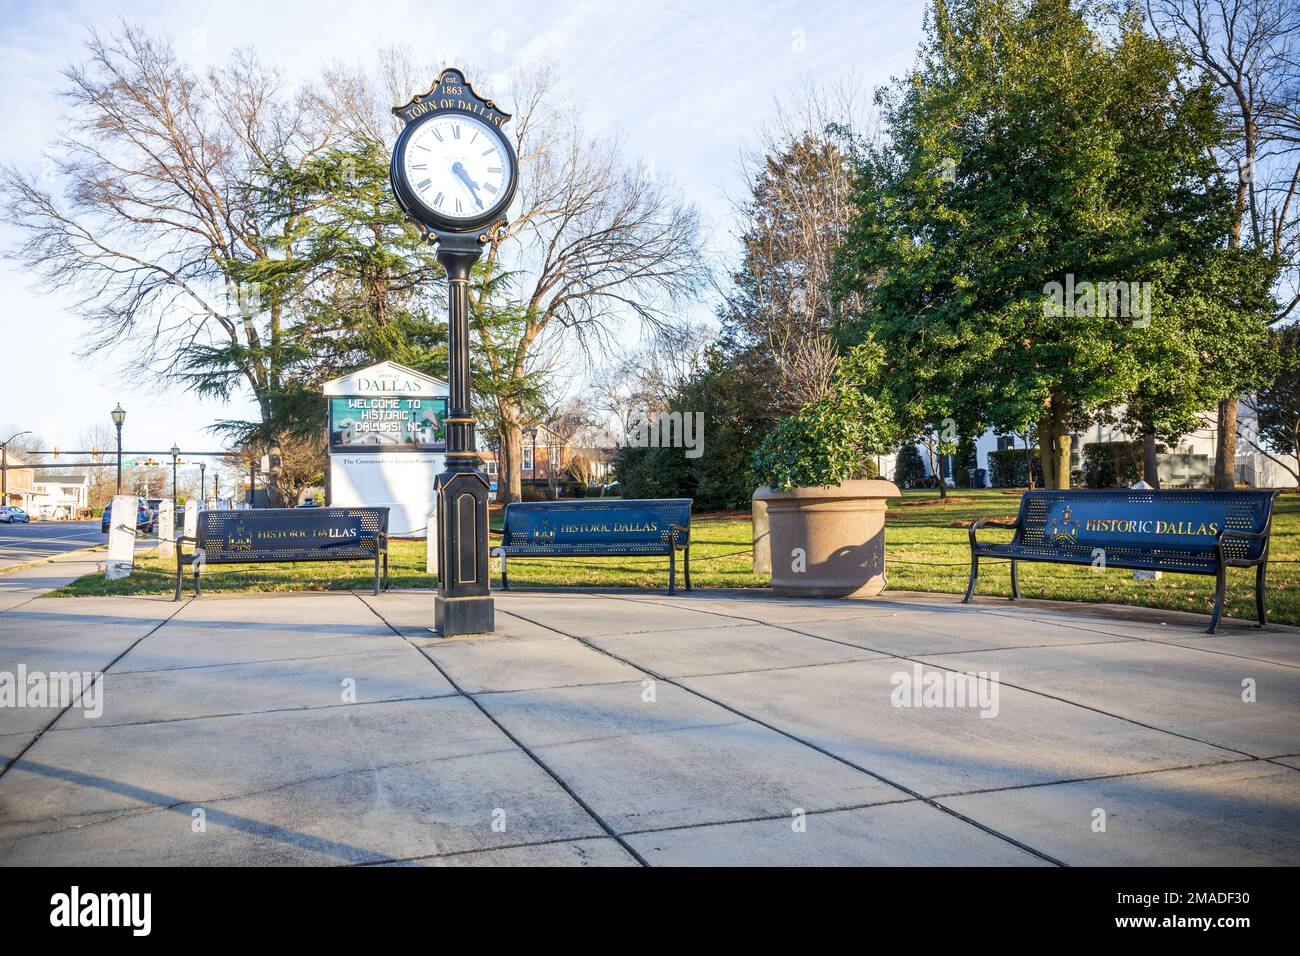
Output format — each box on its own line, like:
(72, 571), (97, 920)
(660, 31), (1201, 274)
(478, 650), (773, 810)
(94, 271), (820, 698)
(752, 479), (900, 598)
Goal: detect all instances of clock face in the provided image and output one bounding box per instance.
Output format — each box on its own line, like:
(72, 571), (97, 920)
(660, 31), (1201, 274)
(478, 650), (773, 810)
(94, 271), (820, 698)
(396, 113), (514, 227)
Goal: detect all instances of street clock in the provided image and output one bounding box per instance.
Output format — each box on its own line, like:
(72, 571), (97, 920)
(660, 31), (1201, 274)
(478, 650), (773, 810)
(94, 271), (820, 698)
(390, 69), (518, 235)
(389, 68), (514, 636)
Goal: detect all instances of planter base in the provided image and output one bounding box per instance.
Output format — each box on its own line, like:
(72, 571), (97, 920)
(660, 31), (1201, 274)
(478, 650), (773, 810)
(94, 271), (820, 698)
(753, 479), (900, 599)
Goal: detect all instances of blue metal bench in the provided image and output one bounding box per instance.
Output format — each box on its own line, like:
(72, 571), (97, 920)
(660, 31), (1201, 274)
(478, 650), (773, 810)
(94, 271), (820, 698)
(496, 498), (692, 593)
(176, 507), (389, 599)
(964, 489), (1278, 633)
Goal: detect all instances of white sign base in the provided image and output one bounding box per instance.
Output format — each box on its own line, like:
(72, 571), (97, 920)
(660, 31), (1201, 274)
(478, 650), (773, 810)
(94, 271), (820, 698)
(329, 452), (445, 536)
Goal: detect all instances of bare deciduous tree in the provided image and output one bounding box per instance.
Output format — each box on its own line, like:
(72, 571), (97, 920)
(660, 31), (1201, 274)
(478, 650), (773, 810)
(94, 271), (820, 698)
(719, 77), (877, 414)
(323, 59), (707, 502)
(1147, 0), (1300, 487)
(1, 26), (344, 504)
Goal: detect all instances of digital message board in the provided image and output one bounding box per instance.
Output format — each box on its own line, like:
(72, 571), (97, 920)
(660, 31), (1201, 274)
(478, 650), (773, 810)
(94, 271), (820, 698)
(329, 396), (448, 452)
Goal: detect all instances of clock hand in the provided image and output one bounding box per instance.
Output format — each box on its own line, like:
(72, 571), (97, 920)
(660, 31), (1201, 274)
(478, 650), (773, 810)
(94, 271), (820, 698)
(451, 161), (486, 209)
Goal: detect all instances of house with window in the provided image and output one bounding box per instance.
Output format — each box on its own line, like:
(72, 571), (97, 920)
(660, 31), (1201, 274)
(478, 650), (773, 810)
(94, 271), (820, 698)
(32, 474), (90, 519)
(478, 424), (617, 495)
(1, 451), (37, 510)
(884, 399), (1298, 489)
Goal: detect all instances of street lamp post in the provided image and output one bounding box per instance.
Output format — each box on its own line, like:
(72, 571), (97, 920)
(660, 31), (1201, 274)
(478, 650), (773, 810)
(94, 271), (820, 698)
(526, 427), (538, 485)
(110, 405), (126, 495)
(1, 430), (32, 505)
(199, 462), (206, 506)
(170, 444), (180, 513)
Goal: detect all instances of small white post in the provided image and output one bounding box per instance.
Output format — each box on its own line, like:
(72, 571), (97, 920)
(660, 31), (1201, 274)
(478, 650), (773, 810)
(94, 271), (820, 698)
(105, 494), (136, 580)
(183, 501), (198, 541)
(158, 499), (175, 561)
(1130, 480), (1161, 580)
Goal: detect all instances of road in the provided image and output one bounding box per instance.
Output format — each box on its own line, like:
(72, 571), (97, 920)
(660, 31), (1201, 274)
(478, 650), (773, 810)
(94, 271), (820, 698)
(0, 519), (104, 571)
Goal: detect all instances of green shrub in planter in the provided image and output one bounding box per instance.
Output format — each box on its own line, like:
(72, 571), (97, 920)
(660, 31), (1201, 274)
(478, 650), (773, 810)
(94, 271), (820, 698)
(751, 341), (898, 491)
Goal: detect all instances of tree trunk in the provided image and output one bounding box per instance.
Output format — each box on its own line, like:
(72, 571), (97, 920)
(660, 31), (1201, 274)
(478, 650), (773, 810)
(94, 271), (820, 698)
(1038, 412), (1056, 490)
(1142, 432), (1161, 488)
(501, 421), (523, 503)
(1214, 398), (1237, 490)
(1038, 397), (1072, 490)
(265, 434), (285, 507)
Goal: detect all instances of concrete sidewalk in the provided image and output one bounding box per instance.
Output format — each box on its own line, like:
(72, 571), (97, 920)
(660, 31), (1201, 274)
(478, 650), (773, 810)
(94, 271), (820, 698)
(0, 587), (1297, 866)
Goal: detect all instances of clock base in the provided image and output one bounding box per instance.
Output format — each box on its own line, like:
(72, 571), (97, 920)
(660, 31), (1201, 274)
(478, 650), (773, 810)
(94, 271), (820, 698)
(435, 594), (495, 637)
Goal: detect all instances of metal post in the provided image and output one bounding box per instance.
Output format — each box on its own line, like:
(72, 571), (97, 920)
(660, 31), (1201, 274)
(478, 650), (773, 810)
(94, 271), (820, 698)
(433, 231), (494, 636)
(111, 404), (126, 495)
(170, 444), (180, 514)
(199, 462), (206, 505)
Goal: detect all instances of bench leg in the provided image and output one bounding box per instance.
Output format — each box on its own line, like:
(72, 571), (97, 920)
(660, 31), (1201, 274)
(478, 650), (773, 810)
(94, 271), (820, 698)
(374, 554), (381, 596)
(668, 547), (676, 595)
(383, 551), (389, 591)
(685, 546), (692, 591)
(962, 556), (979, 603)
(174, 565), (182, 602)
(194, 566), (202, 597)
(1208, 563), (1226, 634)
(1256, 561), (1267, 627)
(1009, 559), (1021, 600)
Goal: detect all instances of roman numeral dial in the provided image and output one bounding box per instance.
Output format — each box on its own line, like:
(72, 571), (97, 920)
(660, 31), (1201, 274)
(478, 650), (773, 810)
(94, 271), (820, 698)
(397, 112), (515, 225)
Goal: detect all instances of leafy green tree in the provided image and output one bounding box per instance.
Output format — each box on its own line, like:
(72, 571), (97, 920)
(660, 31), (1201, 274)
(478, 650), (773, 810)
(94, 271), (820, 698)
(1245, 324), (1300, 486)
(835, 0), (1271, 489)
(182, 139), (447, 468)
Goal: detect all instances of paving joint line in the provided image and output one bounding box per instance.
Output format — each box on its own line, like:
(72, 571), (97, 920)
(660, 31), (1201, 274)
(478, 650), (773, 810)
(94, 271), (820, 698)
(0, 596), (193, 783)
(494, 603), (1066, 867)
(353, 592), (651, 867)
(596, 592), (1258, 760)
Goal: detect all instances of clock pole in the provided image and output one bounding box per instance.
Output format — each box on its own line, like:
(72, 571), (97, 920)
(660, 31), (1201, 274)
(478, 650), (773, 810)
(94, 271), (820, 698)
(433, 231), (494, 636)
(389, 68), (517, 636)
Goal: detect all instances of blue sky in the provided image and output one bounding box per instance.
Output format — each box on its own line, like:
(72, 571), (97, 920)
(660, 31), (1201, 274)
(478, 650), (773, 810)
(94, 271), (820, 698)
(0, 0), (926, 453)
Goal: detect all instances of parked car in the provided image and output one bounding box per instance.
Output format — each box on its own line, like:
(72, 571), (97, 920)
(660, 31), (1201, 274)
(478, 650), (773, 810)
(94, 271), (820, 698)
(0, 506), (31, 524)
(101, 497), (154, 535)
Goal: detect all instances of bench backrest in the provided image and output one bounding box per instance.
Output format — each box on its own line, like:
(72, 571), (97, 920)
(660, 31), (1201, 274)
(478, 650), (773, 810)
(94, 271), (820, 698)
(502, 498), (692, 548)
(1013, 490), (1276, 563)
(195, 507), (388, 562)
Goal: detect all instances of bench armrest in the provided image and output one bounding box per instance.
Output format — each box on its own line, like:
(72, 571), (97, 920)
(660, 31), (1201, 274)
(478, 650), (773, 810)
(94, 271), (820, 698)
(1215, 527), (1269, 562)
(968, 516), (1020, 550)
(1217, 528), (1267, 544)
(669, 524), (689, 549)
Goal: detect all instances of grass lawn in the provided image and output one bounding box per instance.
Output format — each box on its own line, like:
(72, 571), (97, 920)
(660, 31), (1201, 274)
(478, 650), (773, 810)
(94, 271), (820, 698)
(44, 489), (1300, 626)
